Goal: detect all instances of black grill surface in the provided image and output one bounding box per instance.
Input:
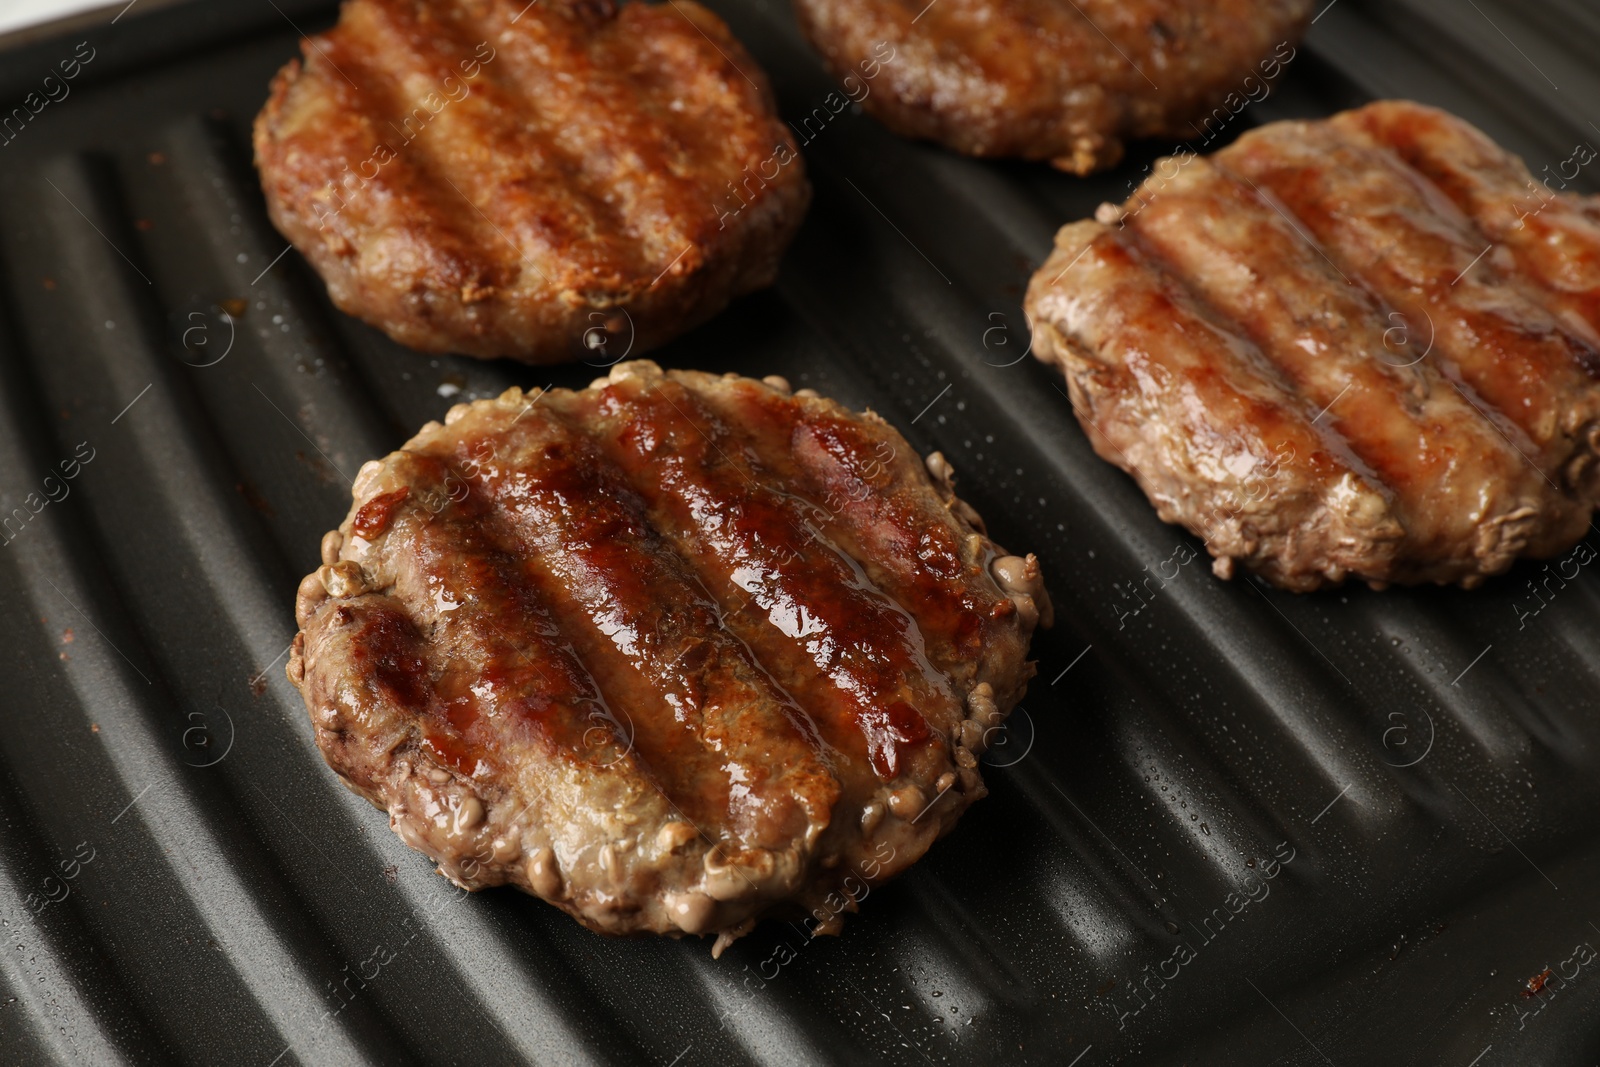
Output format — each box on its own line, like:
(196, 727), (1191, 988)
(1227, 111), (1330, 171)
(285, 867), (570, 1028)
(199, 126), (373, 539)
(1, 1), (1598, 1064)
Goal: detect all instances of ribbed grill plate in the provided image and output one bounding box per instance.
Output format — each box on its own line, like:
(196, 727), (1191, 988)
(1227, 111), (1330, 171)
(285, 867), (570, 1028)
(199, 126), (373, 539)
(0, 2), (1597, 1064)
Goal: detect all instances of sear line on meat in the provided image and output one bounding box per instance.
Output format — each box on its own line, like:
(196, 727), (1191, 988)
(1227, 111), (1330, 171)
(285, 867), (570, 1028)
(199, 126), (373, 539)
(254, 0), (809, 364)
(1025, 101), (1600, 591)
(792, 0), (1312, 174)
(287, 361), (1051, 952)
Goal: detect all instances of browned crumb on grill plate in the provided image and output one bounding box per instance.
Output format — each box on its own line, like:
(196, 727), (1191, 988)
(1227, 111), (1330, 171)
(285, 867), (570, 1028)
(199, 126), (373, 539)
(286, 360), (1051, 952)
(792, 0), (1312, 174)
(253, 0), (810, 363)
(1025, 100), (1600, 591)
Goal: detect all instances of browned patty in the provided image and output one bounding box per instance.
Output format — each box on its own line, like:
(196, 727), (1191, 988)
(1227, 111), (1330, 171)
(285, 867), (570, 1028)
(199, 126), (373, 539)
(254, 0), (809, 363)
(287, 360), (1050, 951)
(792, 0), (1312, 174)
(1025, 101), (1600, 591)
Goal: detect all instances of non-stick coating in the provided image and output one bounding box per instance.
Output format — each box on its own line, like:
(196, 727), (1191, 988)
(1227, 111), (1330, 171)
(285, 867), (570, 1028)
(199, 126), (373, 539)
(0, 1), (1596, 1063)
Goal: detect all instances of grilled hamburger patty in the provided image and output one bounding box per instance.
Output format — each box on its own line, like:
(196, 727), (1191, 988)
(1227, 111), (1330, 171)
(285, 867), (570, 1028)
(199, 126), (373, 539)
(792, 0), (1311, 174)
(287, 361), (1050, 950)
(254, 0), (809, 363)
(1025, 101), (1600, 591)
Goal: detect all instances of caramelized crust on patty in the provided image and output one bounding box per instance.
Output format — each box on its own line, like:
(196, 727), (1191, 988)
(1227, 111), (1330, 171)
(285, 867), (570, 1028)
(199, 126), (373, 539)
(1026, 101), (1600, 591)
(287, 361), (1050, 950)
(792, 0), (1311, 173)
(254, 0), (809, 363)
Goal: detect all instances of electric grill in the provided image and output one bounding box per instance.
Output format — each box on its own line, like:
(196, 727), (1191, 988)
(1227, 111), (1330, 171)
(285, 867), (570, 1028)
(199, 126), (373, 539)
(1, 1), (1597, 1062)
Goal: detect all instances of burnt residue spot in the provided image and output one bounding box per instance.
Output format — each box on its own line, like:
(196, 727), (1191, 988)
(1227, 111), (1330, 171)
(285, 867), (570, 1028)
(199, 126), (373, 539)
(250, 674), (268, 698)
(382, 864), (399, 884)
(236, 480), (275, 518)
(1524, 967), (1554, 996)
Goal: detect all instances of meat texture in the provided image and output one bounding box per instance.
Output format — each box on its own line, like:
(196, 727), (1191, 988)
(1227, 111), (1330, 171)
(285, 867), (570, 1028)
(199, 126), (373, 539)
(1025, 100), (1600, 591)
(254, 0), (809, 363)
(792, 0), (1311, 173)
(287, 360), (1050, 951)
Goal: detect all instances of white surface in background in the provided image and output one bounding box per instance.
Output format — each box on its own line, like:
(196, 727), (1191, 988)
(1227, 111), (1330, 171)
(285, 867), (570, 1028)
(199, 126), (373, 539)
(0, 0), (123, 39)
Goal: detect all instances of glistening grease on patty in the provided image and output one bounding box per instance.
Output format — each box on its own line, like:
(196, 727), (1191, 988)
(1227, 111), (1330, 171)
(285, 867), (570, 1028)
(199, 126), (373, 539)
(254, 0), (809, 363)
(1027, 101), (1600, 591)
(288, 361), (1051, 952)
